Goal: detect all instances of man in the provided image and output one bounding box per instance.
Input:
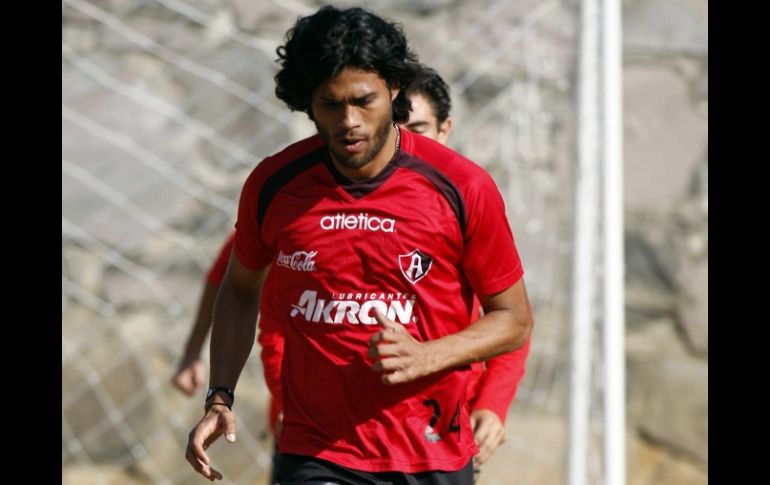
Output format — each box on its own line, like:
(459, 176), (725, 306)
(185, 6), (534, 484)
(402, 65), (533, 471)
(173, 64), (531, 473)
(401, 65), (452, 145)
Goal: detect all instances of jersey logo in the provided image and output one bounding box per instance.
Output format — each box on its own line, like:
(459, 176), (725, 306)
(399, 249), (433, 284)
(276, 249), (318, 272)
(320, 212), (396, 232)
(289, 290), (415, 325)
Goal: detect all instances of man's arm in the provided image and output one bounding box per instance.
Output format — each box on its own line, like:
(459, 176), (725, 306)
(369, 278), (534, 384)
(185, 254), (268, 481)
(208, 255), (268, 391)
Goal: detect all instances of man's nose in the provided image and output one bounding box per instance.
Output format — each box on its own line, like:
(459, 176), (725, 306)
(340, 104), (361, 130)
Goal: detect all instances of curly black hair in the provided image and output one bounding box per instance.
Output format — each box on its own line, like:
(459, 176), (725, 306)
(275, 6), (418, 123)
(405, 63), (452, 124)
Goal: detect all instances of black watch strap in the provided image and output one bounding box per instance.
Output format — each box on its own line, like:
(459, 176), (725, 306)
(205, 386), (235, 405)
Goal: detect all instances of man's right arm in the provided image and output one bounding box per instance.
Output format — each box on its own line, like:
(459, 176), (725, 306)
(209, 254), (269, 398)
(185, 253), (268, 481)
(172, 233), (236, 396)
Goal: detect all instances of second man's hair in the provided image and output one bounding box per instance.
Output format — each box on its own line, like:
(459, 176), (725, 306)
(405, 64), (452, 124)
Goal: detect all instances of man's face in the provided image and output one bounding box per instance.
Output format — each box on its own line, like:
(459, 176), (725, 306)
(401, 93), (452, 145)
(311, 67), (398, 172)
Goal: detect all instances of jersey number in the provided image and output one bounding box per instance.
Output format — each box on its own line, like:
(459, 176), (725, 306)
(422, 399), (462, 442)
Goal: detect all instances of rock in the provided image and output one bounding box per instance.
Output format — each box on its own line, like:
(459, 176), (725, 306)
(675, 258), (708, 354)
(332, 0), (460, 16)
(62, 24), (100, 53)
(635, 357), (708, 463)
(671, 157), (708, 353)
(626, 319), (707, 465)
(625, 229), (677, 325)
(62, 314), (160, 464)
(100, 15), (205, 54)
(624, 66), (708, 211)
(62, 246), (107, 296)
(628, 434), (707, 485)
(477, 414), (565, 485)
(230, 0), (309, 36)
(625, 317), (687, 358)
(62, 463), (155, 485)
(624, 0), (708, 54)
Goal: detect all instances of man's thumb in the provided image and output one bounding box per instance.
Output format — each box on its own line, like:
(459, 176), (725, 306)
(374, 310), (395, 329)
(225, 420), (237, 443)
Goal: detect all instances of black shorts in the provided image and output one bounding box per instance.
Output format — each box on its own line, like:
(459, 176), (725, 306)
(276, 453), (474, 485)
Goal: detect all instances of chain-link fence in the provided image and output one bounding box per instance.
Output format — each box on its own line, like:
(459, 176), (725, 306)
(62, 1), (580, 483)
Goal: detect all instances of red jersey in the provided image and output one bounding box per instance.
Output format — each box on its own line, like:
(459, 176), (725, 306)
(207, 234), (529, 432)
(233, 128), (524, 473)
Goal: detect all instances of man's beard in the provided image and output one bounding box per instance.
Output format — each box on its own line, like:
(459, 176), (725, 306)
(317, 114), (393, 171)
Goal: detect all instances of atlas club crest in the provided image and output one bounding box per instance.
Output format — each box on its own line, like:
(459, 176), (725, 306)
(399, 249), (433, 284)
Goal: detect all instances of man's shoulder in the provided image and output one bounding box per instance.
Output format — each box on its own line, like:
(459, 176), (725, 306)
(244, 134), (326, 189)
(258, 134), (326, 174)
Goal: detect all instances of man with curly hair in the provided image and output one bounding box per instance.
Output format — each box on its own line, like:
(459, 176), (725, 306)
(185, 7), (533, 484)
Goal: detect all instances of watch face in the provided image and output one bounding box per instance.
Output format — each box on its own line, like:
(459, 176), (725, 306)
(205, 387), (234, 410)
(207, 387), (231, 399)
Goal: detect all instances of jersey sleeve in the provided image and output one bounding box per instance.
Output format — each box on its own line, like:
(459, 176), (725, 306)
(205, 232), (236, 285)
(469, 335), (531, 423)
(461, 169), (524, 296)
(234, 165), (275, 270)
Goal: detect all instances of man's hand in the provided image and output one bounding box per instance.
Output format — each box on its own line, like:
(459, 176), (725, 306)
(470, 409), (506, 465)
(172, 358), (206, 396)
(368, 310), (435, 384)
(185, 406), (237, 481)
(274, 411), (284, 439)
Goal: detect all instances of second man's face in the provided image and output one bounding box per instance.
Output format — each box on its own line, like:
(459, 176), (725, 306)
(311, 67), (398, 173)
(401, 93), (452, 146)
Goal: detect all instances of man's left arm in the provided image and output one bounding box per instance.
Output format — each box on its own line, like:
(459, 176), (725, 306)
(470, 334), (532, 464)
(369, 277), (534, 385)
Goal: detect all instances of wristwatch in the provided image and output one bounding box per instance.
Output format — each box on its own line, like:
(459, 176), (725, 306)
(205, 385), (235, 406)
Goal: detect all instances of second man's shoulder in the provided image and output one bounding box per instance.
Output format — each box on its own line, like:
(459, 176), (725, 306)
(399, 129), (496, 189)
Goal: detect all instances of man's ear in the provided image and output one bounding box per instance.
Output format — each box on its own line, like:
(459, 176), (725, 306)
(307, 88), (320, 121)
(437, 116), (452, 145)
(390, 86), (400, 102)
